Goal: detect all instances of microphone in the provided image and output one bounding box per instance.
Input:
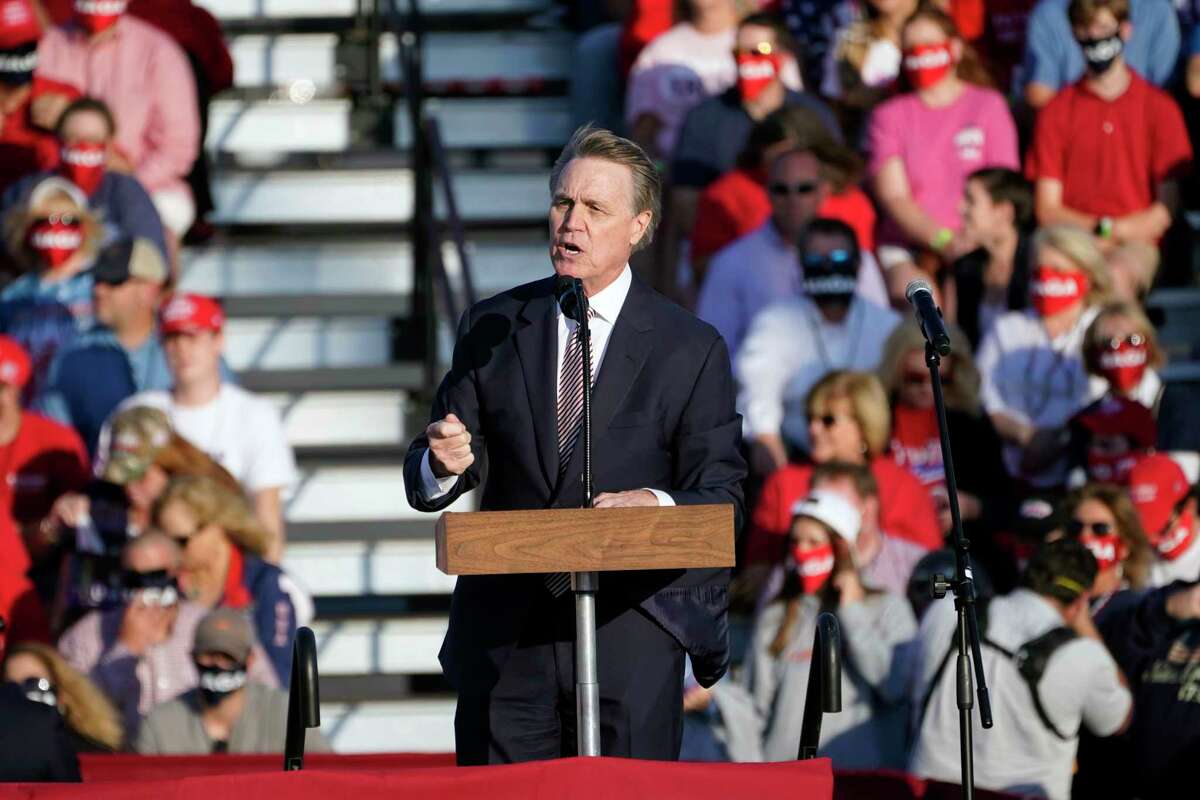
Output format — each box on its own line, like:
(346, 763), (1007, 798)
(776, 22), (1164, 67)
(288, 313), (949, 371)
(905, 279), (952, 356)
(555, 275), (586, 321)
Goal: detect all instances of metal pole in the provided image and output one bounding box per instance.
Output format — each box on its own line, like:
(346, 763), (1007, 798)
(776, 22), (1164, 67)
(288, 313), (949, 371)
(573, 570), (601, 756)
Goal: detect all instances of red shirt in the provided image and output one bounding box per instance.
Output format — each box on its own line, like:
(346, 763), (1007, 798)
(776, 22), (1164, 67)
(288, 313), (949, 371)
(0, 94), (59, 198)
(0, 570), (51, 645)
(747, 456), (943, 564)
(0, 412), (89, 578)
(619, 0), (674, 78)
(1027, 72), (1193, 219)
(691, 168), (878, 265)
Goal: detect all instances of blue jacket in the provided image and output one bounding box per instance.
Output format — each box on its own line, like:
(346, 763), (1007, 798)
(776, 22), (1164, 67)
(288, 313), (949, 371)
(236, 555), (297, 687)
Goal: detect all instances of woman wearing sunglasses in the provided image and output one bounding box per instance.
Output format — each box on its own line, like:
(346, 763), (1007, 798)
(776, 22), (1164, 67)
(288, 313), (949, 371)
(744, 489), (916, 766)
(747, 370), (942, 567)
(1060, 484), (1152, 612)
(0, 176), (102, 402)
(877, 320), (1008, 536)
(152, 475), (298, 685)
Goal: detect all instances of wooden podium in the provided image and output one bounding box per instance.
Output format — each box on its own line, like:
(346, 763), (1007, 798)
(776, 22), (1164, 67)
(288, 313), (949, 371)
(436, 504), (736, 756)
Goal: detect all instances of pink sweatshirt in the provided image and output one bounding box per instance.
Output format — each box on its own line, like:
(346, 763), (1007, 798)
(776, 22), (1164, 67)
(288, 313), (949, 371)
(34, 15), (199, 196)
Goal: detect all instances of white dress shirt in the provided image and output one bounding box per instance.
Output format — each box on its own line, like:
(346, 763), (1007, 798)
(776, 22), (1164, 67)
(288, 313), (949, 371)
(419, 266), (673, 505)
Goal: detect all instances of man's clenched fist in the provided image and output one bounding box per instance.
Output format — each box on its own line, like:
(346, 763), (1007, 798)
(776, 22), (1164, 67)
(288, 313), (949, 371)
(428, 413), (474, 478)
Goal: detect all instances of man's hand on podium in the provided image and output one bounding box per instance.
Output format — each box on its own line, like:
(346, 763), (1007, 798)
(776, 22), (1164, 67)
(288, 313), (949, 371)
(427, 413), (475, 478)
(594, 490), (658, 508)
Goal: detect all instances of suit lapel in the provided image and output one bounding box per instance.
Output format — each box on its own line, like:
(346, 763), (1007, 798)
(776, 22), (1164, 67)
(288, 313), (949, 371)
(552, 276), (655, 502)
(513, 280), (558, 494)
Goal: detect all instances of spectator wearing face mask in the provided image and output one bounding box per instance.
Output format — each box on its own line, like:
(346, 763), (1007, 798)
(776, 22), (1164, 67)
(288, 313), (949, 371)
(823, 0), (917, 140)
(0, 615), (81, 781)
(135, 608), (329, 754)
(947, 167), (1034, 349)
(878, 321), (1008, 536)
(910, 539), (1131, 800)
(747, 370), (942, 568)
(30, 0), (200, 241)
(1067, 395), (1157, 487)
(0, 0), (58, 199)
(0, 176), (101, 399)
(977, 224), (1113, 489)
(689, 106), (877, 277)
(97, 293), (296, 558)
(697, 155), (888, 362)
(737, 219), (900, 476)
(743, 489), (917, 766)
(868, 3), (1019, 306)
(1022, 0), (1179, 110)
(0, 336), (87, 634)
(1060, 484), (1153, 611)
(3, 640), (123, 751)
(57, 532), (277, 738)
(2, 97), (166, 259)
(1129, 454), (1200, 586)
(152, 476), (302, 684)
(1027, 0), (1192, 248)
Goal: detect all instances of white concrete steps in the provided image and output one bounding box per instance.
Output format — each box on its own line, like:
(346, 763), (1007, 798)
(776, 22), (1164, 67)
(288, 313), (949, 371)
(221, 315), (390, 372)
(321, 698), (455, 753)
(394, 97), (571, 150)
(267, 390), (408, 448)
(311, 617), (447, 675)
(208, 98), (351, 154)
(282, 535), (457, 594)
(210, 168), (548, 225)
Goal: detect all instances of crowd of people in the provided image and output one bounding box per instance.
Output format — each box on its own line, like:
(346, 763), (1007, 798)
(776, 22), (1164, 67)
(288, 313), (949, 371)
(569, 0), (1200, 796)
(0, 0), (324, 777)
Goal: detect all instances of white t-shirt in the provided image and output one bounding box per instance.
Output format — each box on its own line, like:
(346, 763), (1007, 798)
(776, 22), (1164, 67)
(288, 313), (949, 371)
(911, 590), (1131, 800)
(100, 384), (297, 493)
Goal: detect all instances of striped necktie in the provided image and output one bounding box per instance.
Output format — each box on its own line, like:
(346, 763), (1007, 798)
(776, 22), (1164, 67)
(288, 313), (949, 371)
(545, 309), (595, 597)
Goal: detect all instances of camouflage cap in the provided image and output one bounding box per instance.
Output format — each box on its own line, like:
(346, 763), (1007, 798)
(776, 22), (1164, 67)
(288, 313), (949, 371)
(103, 406), (171, 485)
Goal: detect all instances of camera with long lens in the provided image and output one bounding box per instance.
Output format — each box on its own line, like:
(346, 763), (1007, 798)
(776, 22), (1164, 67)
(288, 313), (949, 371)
(63, 480), (134, 616)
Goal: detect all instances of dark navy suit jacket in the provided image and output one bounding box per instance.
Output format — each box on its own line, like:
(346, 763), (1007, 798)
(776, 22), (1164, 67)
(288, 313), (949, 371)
(403, 273), (746, 694)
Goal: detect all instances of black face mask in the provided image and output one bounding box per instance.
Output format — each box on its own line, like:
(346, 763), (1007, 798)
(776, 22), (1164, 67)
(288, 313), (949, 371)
(802, 248), (859, 305)
(196, 663), (247, 705)
(16, 677), (58, 709)
(1079, 33), (1123, 75)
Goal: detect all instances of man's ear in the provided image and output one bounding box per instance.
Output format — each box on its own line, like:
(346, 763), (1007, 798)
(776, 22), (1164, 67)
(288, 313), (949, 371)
(1119, 21), (1133, 41)
(629, 209), (652, 248)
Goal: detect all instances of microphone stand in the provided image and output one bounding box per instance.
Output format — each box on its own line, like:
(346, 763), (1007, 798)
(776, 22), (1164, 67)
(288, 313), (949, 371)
(924, 338), (993, 800)
(569, 280), (601, 757)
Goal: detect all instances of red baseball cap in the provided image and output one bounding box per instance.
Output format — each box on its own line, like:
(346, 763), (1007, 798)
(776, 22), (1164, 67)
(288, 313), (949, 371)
(159, 293), (224, 336)
(1074, 396), (1157, 449)
(0, 0), (39, 50)
(0, 335), (31, 388)
(1129, 454), (1191, 537)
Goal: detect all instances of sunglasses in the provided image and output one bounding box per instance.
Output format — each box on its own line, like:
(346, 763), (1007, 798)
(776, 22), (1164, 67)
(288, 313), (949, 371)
(33, 213), (80, 226)
(814, 413), (850, 428)
(1067, 519), (1112, 536)
(769, 181), (820, 197)
(733, 41), (775, 57)
(801, 249), (854, 271)
(1104, 333), (1145, 350)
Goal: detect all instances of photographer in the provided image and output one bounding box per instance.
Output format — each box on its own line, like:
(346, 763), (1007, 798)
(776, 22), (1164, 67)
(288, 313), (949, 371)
(57, 532), (277, 737)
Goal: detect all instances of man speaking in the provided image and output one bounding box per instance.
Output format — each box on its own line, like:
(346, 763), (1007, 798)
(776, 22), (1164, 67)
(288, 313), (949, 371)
(403, 126), (746, 764)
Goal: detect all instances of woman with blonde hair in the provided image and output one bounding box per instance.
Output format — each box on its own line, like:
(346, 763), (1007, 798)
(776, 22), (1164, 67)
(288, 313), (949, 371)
(977, 223), (1113, 489)
(153, 475), (298, 684)
(1060, 484), (1153, 608)
(745, 489), (915, 766)
(823, 0), (917, 139)
(878, 321), (1008, 533)
(4, 641), (123, 752)
(746, 370), (941, 567)
(0, 176), (104, 400)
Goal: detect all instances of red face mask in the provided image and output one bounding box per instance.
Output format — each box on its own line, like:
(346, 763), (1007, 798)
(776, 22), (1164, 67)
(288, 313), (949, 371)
(1080, 531), (1127, 572)
(1155, 509), (1197, 561)
(792, 543), (835, 594)
(1086, 450), (1139, 484)
(59, 141), (106, 196)
(27, 216), (83, 268)
(736, 52), (781, 102)
(74, 0), (126, 34)
(1030, 266), (1089, 317)
(903, 43), (954, 90)
(1098, 337), (1149, 392)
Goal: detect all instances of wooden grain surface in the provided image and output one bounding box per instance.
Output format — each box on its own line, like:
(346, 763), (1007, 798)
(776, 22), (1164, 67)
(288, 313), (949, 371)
(435, 505), (735, 575)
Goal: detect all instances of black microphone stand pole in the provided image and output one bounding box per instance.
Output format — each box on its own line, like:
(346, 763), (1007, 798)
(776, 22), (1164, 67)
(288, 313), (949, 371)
(570, 280), (601, 757)
(923, 337), (993, 800)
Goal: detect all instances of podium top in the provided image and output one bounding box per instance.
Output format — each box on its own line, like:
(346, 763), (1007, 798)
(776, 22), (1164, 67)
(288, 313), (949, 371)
(435, 504), (735, 575)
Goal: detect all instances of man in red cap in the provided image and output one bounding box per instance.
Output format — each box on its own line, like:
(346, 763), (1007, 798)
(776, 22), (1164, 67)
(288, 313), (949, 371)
(0, 334), (88, 643)
(0, 0), (58, 197)
(97, 294), (296, 562)
(1129, 453), (1200, 585)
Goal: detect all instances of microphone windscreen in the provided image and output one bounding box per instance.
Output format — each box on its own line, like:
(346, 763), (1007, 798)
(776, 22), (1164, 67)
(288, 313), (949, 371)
(555, 275), (584, 320)
(905, 279), (933, 303)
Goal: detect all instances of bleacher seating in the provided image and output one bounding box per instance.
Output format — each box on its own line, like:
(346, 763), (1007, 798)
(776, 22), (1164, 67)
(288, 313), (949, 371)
(180, 0), (571, 753)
